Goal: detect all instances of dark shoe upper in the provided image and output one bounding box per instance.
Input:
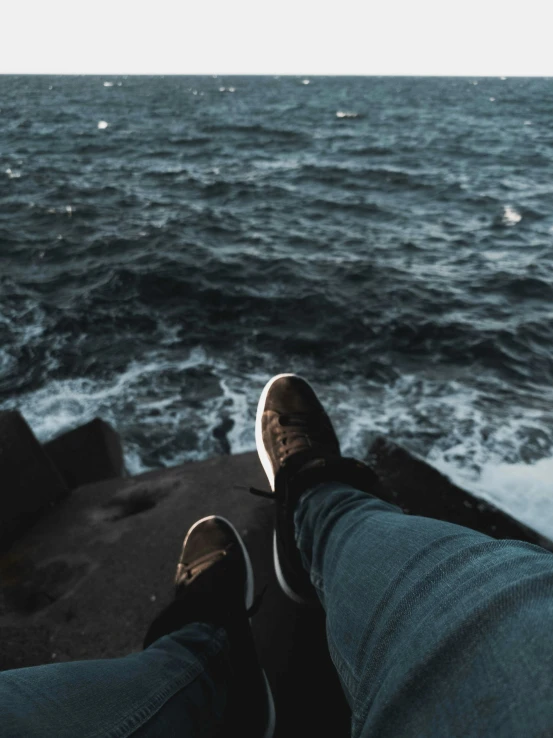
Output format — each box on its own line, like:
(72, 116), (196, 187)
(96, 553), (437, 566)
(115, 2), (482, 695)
(256, 373), (342, 491)
(256, 374), (379, 606)
(174, 515), (254, 610)
(143, 516), (274, 738)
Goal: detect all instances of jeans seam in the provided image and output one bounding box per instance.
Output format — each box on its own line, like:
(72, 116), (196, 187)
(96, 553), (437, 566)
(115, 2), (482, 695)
(326, 622), (359, 704)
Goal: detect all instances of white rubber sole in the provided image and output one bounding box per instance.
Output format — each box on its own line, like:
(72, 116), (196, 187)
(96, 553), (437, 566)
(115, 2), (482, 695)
(255, 372), (301, 492)
(183, 515), (276, 737)
(262, 670), (276, 738)
(256, 374), (315, 607)
(273, 530), (311, 606)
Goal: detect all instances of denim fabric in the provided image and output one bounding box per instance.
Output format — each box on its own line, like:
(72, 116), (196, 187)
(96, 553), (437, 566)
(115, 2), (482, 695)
(294, 482), (553, 738)
(1, 623), (229, 738)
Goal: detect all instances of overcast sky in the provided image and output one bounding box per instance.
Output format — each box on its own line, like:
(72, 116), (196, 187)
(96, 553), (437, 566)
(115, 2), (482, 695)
(2, 0), (551, 76)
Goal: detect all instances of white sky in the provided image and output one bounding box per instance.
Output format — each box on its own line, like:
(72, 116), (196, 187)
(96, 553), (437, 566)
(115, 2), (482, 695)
(2, 0), (552, 76)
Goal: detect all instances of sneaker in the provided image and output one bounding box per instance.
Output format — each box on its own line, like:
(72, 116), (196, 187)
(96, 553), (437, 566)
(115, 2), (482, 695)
(255, 373), (378, 605)
(143, 515), (275, 738)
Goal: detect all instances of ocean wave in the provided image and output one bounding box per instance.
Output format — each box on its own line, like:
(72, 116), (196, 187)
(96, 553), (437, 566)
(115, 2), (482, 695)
(479, 273), (553, 300)
(203, 122), (309, 143)
(297, 163), (435, 191)
(3, 75), (553, 538)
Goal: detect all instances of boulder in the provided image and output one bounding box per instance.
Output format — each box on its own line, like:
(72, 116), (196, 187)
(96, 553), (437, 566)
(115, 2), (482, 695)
(366, 435), (553, 552)
(43, 418), (126, 492)
(0, 411), (68, 551)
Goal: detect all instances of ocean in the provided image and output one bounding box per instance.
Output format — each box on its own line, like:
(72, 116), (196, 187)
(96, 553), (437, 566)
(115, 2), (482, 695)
(1, 75), (553, 536)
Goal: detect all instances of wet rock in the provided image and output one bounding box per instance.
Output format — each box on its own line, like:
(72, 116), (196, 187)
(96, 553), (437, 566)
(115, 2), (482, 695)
(366, 435), (553, 551)
(0, 411), (68, 551)
(43, 418), (126, 492)
(212, 415), (234, 455)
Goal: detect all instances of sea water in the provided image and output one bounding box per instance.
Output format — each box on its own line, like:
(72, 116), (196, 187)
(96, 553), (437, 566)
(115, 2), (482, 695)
(1, 75), (553, 536)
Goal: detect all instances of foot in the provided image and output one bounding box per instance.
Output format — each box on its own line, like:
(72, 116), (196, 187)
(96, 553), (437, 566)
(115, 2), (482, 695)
(143, 516), (275, 738)
(255, 373), (377, 605)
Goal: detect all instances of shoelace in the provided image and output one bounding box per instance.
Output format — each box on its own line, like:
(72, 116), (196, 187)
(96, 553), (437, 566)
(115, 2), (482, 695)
(233, 484), (274, 499)
(178, 548), (229, 580)
(278, 412), (333, 455)
(179, 544), (267, 617)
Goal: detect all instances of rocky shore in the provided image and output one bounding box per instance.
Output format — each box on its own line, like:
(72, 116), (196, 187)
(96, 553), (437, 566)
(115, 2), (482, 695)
(1, 412), (551, 737)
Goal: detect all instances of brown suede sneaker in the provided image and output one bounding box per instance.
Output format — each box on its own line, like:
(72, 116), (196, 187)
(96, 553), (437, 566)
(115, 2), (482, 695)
(255, 373), (378, 605)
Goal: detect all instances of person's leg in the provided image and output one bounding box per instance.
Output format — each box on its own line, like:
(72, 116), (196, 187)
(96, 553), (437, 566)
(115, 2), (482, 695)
(1, 622), (229, 738)
(1, 516), (274, 738)
(255, 373), (553, 738)
(295, 482), (553, 738)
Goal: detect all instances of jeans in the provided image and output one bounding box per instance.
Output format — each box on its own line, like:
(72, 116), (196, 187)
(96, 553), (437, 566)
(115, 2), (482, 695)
(3, 482), (553, 737)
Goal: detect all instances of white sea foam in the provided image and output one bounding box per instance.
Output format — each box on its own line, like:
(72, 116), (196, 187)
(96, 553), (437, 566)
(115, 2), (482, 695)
(0, 300), (46, 343)
(323, 373), (553, 540)
(1, 346), (207, 440)
(502, 205), (522, 226)
(433, 453), (553, 538)
(103, 82), (114, 87)
(336, 111), (359, 119)
(97, 120), (109, 130)
(3, 338), (553, 538)
(0, 349), (16, 378)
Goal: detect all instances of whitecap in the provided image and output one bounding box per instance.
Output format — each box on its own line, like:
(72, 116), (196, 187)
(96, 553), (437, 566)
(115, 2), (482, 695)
(482, 250), (508, 261)
(502, 205), (522, 226)
(5, 168), (21, 179)
(336, 111), (359, 119)
(103, 81), (114, 87)
(302, 79), (310, 85)
(97, 120), (109, 129)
